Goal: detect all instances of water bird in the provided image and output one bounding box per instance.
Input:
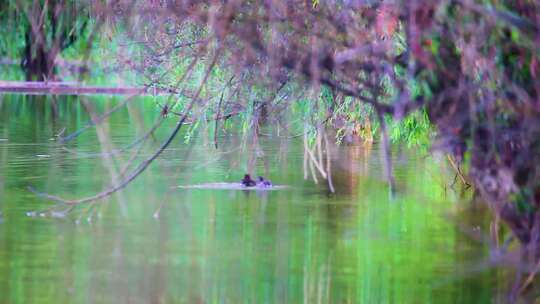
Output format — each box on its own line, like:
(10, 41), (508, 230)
(257, 176), (272, 187)
(241, 174), (257, 187)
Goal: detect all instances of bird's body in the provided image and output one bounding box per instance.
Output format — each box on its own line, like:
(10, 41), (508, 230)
(241, 174), (272, 188)
(241, 174), (257, 187)
(257, 176), (272, 187)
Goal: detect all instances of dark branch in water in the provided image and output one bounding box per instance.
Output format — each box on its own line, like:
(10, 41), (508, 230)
(60, 118), (165, 158)
(31, 51), (220, 205)
(59, 94), (137, 143)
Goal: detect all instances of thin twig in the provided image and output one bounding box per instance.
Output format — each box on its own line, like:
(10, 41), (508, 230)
(376, 110), (395, 190)
(324, 131), (335, 193)
(214, 75), (235, 149)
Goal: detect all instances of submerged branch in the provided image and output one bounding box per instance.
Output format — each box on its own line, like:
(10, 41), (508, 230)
(30, 51), (220, 206)
(59, 94), (137, 143)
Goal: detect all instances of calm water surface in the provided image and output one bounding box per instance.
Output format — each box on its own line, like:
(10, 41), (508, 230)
(0, 95), (501, 303)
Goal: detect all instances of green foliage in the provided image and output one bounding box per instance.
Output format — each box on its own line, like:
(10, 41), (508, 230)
(389, 109), (433, 148)
(0, 3), (26, 58)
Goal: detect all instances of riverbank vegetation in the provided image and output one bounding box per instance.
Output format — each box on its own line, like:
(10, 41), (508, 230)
(1, 0), (540, 299)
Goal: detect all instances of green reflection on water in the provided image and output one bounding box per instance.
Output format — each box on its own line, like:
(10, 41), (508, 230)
(0, 95), (498, 303)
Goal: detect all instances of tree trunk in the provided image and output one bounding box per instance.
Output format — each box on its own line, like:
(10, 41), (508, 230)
(21, 30), (54, 81)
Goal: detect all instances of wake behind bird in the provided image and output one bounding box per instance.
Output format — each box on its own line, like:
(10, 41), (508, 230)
(176, 182), (288, 191)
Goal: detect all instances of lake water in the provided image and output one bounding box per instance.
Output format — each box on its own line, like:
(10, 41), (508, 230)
(0, 95), (502, 303)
